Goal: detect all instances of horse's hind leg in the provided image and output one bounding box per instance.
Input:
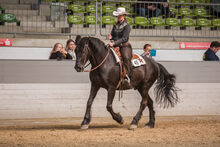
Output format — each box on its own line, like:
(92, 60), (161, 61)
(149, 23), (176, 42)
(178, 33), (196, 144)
(81, 83), (100, 129)
(129, 83), (154, 130)
(145, 95), (155, 128)
(106, 87), (124, 124)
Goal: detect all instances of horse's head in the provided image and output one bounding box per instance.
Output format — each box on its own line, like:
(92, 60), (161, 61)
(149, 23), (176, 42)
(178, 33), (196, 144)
(74, 35), (91, 72)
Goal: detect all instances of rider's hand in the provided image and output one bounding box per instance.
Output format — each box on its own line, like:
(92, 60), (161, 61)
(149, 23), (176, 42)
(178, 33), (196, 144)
(108, 42), (114, 47)
(107, 33), (112, 40)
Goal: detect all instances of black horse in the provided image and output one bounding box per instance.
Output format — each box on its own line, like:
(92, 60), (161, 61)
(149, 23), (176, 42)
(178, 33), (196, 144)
(74, 35), (179, 129)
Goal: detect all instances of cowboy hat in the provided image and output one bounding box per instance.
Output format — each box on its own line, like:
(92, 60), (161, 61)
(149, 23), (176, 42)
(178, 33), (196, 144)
(113, 7), (129, 16)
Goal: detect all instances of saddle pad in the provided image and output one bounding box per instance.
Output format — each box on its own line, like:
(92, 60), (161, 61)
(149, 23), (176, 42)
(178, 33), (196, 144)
(131, 54), (146, 67)
(110, 47), (121, 63)
(110, 47), (146, 67)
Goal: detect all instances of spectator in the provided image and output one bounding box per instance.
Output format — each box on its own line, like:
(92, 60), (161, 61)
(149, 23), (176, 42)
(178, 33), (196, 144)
(65, 39), (76, 60)
(136, 0), (161, 17)
(136, 0), (175, 18)
(157, 0), (175, 18)
(203, 41), (220, 61)
(210, 0), (220, 18)
(49, 43), (72, 60)
(141, 43), (152, 57)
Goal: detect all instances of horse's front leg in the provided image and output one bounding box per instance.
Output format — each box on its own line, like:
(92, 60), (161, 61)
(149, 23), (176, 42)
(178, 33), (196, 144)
(106, 87), (124, 124)
(81, 83), (100, 129)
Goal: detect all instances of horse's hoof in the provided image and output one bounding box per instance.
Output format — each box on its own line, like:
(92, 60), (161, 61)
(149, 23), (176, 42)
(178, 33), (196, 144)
(128, 124), (137, 130)
(145, 122), (155, 128)
(81, 125), (89, 130)
(119, 119), (124, 125)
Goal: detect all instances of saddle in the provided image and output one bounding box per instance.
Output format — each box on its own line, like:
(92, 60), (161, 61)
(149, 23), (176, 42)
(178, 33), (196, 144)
(111, 47), (146, 67)
(110, 47), (146, 78)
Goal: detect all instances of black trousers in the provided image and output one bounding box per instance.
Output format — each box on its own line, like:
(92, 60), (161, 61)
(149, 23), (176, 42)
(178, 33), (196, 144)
(119, 42), (133, 78)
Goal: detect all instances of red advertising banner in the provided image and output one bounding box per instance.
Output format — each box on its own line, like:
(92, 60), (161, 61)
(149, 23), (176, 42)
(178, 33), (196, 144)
(179, 42), (210, 49)
(0, 39), (12, 46)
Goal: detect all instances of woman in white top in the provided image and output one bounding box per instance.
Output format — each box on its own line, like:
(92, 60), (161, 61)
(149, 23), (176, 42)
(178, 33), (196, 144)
(65, 39), (76, 60)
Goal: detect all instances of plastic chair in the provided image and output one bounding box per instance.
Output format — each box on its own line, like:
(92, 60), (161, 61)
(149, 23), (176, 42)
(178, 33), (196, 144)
(68, 4), (86, 13)
(102, 15), (115, 27)
(68, 15), (83, 25)
(134, 16), (152, 27)
(181, 17), (196, 29)
(125, 16), (134, 26)
(212, 19), (220, 27)
(192, 0), (204, 3)
(0, 13), (20, 26)
(178, 8), (195, 18)
(176, 0), (190, 3)
(86, 4), (99, 14)
(165, 18), (181, 29)
(211, 19), (220, 30)
(191, 0), (205, 8)
(194, 8), (213, 18)
(168, 0), (176, 8)
(206, 0), (210, 3)
(84, 15), (99, 24)
(84, 15), (99, 27)
(196, 18), (211, 30)
(102, 5), (114, 14)
(133, 16), (152, 29)
(176, 0), (190, 7)
(197, 18), (211, 27)
(117, 5), (132, 13)
(170, 7), (178, 14)
(150, 17), (165, 26)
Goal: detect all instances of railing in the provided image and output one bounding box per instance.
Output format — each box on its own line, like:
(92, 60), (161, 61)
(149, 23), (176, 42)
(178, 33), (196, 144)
(0, 0), (98, 36)
(0, 0), (219, 39)
(100, 0), (220, 39)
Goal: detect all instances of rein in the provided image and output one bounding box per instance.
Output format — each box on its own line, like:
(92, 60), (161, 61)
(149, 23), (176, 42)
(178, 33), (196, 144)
(84, 45), (110, 72)
(81, 43), (124, 101)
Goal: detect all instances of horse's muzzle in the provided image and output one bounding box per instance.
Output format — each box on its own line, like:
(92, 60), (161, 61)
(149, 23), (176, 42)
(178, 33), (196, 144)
(74, 64), (84, 72)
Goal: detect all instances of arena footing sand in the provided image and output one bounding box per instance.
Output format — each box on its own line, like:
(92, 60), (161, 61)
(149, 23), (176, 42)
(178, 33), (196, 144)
(0, 116), (220, 147)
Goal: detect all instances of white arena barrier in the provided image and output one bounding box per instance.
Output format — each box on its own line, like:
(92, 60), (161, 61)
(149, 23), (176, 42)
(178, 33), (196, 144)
(0, 61), (220, 119)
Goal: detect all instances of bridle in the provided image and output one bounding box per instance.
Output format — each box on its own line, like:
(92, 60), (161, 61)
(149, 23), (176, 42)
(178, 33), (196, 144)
(80, 43), (111, 72)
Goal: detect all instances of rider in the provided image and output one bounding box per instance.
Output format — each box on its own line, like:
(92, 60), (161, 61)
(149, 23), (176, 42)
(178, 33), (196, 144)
(108, 7), (133, 83)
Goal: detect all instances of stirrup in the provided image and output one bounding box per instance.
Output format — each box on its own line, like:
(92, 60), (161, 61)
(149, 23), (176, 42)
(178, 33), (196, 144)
(124, 74), (130, 83)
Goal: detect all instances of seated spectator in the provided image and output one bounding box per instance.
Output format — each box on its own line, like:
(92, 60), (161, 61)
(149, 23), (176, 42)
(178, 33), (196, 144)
(141, 43), (152, 57)
(210, 0), (220, 18)
(157, 0), (175, 18)
(49, 43), (72, 60)
(136, 0), (175, 18)
(136, 0), (161, 17)
(203, 41), (220, 61)
(65, 39), (76, 60)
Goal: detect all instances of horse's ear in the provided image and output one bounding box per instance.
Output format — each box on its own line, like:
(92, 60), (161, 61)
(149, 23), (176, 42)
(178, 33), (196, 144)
(75, 35), (81, 45)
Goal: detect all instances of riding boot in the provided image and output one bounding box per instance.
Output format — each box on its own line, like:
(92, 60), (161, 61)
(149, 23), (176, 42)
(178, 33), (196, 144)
(123, 58), (133, 83)
(119, 41), (133, 84)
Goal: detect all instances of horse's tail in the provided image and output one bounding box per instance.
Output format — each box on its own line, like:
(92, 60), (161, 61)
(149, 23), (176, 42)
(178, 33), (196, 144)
(154, 63), (180, 108)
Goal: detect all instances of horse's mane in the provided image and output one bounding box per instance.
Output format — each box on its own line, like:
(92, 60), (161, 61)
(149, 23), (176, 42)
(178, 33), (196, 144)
(88, 37), (106, 52)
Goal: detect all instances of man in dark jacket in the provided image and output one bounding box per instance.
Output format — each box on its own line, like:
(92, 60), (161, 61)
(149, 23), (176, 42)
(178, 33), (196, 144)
(203, 41), (220, 61)
(136, 0), (175, 18)
(136, 0), (160, 17)
(157, 0), (175, 17)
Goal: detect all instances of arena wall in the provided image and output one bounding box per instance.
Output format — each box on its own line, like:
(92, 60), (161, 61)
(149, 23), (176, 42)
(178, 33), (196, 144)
(1, 47), (220, 61)
(0, 61), (220, 119)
